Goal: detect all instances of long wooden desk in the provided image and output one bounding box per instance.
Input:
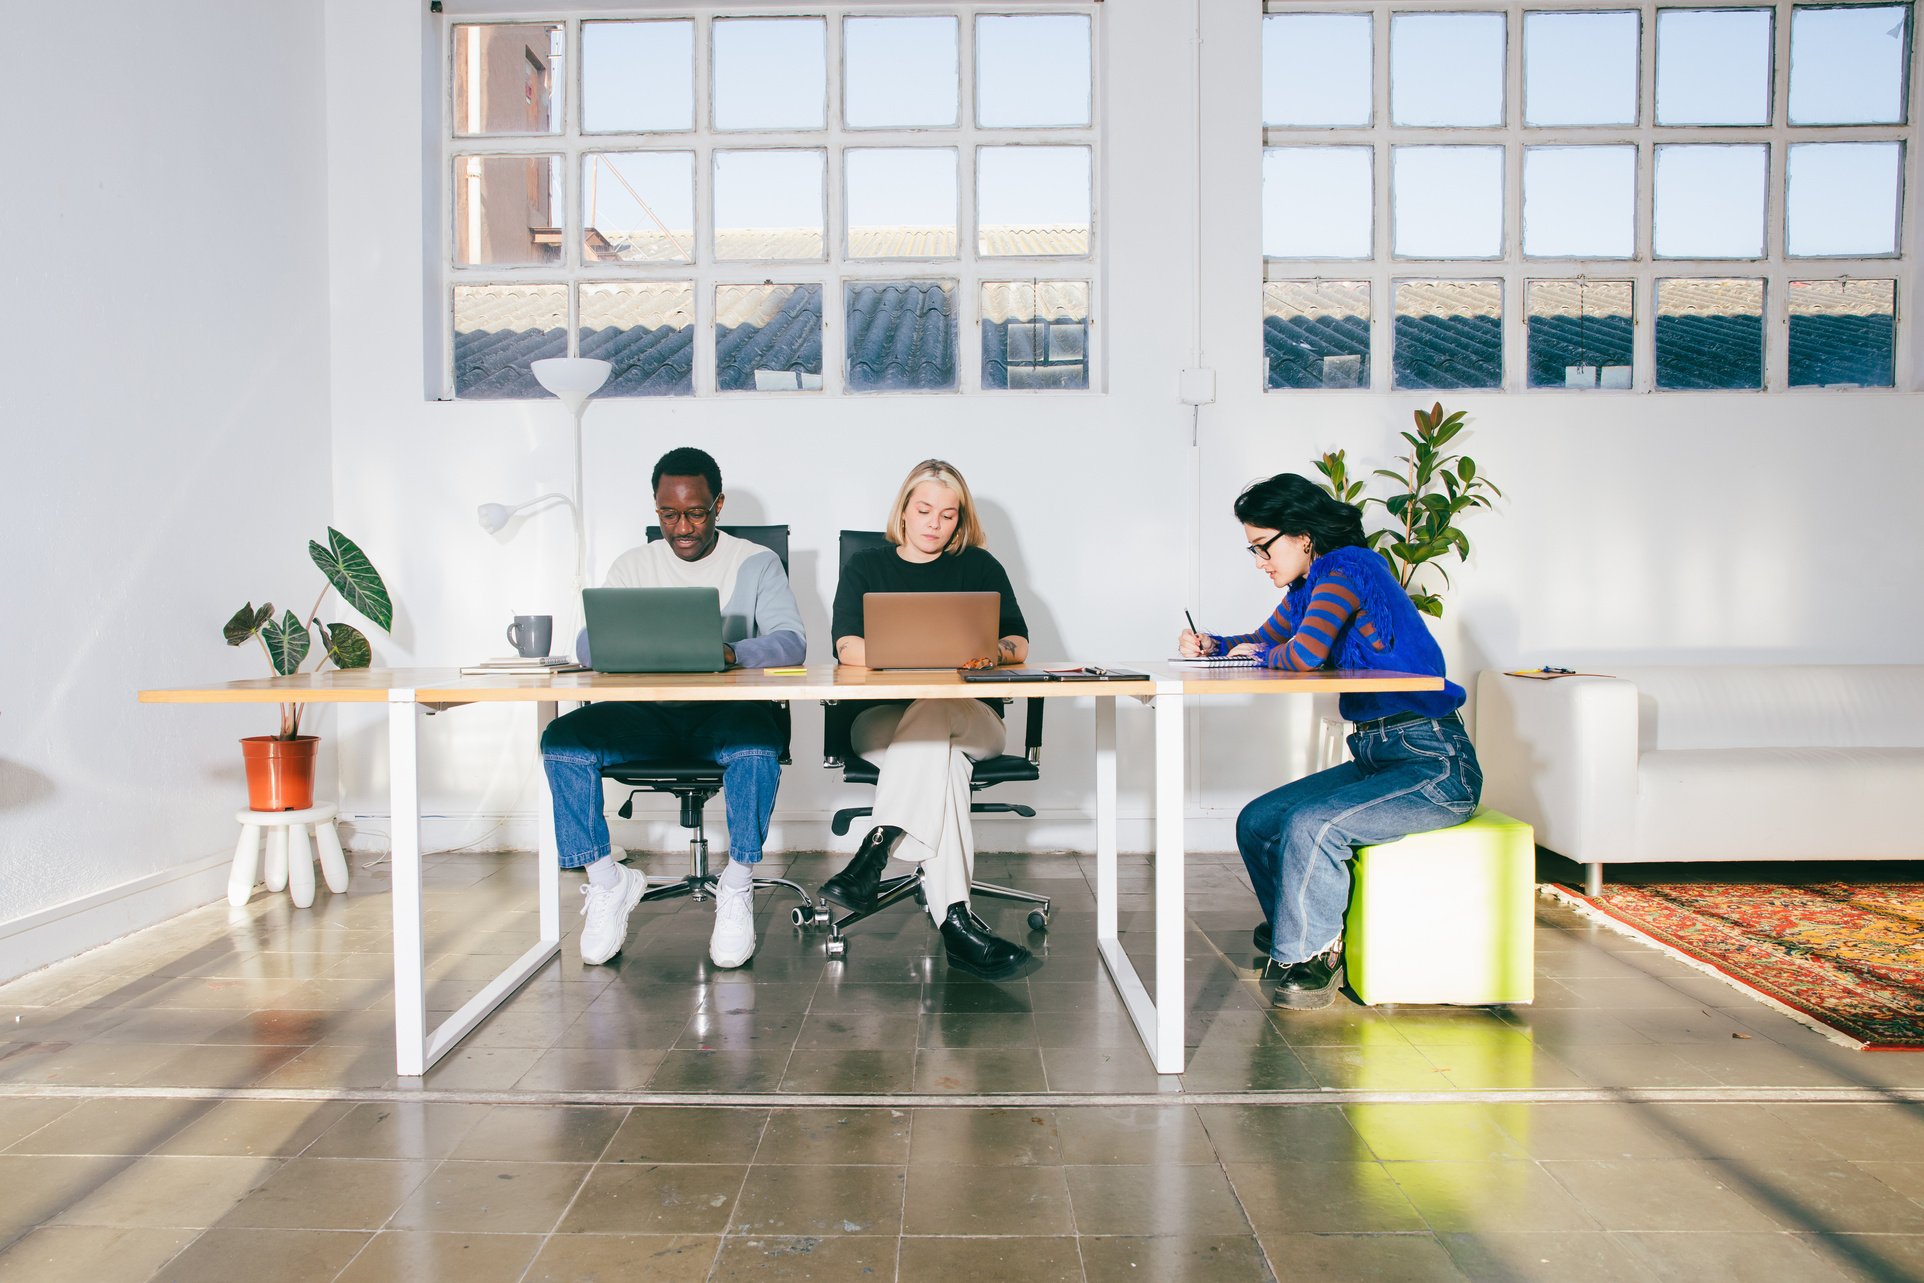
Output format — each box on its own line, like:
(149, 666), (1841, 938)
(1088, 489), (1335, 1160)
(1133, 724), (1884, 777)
(141, 663), (1441, 1077)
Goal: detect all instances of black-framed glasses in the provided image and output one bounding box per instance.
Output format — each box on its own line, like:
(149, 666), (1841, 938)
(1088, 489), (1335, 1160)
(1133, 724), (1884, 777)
(1246, 531), (1290, 560)
(656, 506), (714, 526)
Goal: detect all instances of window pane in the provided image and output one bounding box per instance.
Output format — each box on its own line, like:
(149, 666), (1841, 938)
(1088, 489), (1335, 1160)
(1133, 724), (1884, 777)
(1788, 279), (1895, 388)
(1264, 281), (1370, 390)
(845, 16), (959, 128)
(714, 150), (825, 261)
(1655, 278), (1764, 389)
(1527, 280), (1634, 389)
(1787, 142), (1903, 256)
(978, 146), (1091, 256)
(1391, 13), (1505, 127)
(1393, 147), (1504, 259)
(1263, 13), (1372, 127)
(581, 20), (692, 132)
(977, 14), (1092, 128)
(1394, 280), (1502, 390)
(1524, 10), (1639, 126)
(1264, 148), (1372, 259)
(983, 281), (1089, 390)
(452, 284), (566, 398)
(1653, 145), (1768, 258)
(1789, 4), (1908, 124)
(582, 153), (694, 264)
(847, 149), (958, 258)
(580, 283), (694, 397)
(453, 24), (562, 135)
(453, 155), (562, 266)
(716, 284), (823, 392)
(1524, 146), (1636, 258)
(847, 281), (957, 392)
(1656, 8), (1773, 125)
(713, 18), (826, 131)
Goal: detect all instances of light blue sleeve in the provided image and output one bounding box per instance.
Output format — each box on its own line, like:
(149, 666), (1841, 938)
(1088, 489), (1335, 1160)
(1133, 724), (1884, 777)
(729, 554), (807, 668)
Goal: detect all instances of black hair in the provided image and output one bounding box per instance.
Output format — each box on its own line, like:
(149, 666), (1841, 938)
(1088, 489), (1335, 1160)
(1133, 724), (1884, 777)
(1232, 472), (1367, 557)
(651, 446), (722, 498)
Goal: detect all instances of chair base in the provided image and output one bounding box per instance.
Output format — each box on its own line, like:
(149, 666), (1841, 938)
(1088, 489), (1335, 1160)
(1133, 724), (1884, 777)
(802, 866), (1052, 959)
(632, 836), (814, 913)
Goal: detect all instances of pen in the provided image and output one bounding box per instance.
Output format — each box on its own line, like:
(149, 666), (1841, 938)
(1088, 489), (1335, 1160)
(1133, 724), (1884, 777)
(761, 666), (807, 675)
(1184, 610), (1198, 636)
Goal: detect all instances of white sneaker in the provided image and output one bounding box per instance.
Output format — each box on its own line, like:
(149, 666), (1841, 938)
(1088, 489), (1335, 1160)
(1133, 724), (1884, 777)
(708, 883), (757, 969)
(578, 864), (645, 965)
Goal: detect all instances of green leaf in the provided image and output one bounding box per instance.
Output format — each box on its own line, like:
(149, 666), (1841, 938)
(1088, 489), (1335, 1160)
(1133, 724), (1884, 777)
(320, 621), (373, 670)
(309, 528), (393, 632)
(1413, 594), (1444, 618)
(1459, 457), (1476, 482)
(224, 603), (263, 646)
(260, 610), (311, 677)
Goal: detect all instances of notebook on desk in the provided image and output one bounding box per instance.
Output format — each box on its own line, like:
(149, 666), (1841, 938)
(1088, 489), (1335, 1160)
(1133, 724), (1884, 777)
(582, 587), (726, 673)
(863, 591), (1000, 669)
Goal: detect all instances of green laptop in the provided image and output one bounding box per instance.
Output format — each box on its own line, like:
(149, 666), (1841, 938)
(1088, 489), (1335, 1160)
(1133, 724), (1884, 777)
(581, 587), (726, 673)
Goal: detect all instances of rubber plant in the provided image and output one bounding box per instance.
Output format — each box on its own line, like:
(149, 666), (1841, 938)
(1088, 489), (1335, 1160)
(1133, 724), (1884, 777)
(222, 528), (394, 738)
(1311, 403), (1502, 618)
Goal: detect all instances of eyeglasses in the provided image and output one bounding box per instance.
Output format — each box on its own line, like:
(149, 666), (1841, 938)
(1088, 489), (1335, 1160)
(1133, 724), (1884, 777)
(656, 506), (714, 526)
(1246, 531), (1291, 561)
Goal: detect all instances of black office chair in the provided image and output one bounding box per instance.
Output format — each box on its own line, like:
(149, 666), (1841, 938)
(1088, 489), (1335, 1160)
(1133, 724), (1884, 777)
(806, 529), (1052, 959)
(600, 524), (813, 915)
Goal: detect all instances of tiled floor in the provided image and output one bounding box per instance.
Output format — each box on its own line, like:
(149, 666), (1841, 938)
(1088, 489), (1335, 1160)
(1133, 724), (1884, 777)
(1, 848), (1922, 1281)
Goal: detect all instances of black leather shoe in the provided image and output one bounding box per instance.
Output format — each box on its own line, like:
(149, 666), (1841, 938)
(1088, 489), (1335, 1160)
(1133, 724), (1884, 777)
(1268, 946), (1344, 1010)
(1253, 921), (1272, 955)
(821, 826), (897, 912)
(939, 903), (1040, 981)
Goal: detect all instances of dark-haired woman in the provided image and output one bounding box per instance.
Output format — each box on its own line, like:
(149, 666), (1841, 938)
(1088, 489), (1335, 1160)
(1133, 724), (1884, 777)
(1177, 473), (1481, 1009)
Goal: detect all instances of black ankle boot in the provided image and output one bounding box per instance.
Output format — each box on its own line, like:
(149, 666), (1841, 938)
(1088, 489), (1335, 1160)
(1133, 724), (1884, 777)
(1253, 921), (1272, 955)
(939, 903), (1039, 981)
(821, 826), (897, 912)
(1268, 943), (1345, 1011)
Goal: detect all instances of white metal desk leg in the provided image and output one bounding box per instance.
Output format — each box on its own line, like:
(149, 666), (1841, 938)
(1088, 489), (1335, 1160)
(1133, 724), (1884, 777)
(1094, 696), (1118, 941)
(534, 701), (562, 945)
(388, 691), (427, 1077)
(1152, 685), (1187, 1073)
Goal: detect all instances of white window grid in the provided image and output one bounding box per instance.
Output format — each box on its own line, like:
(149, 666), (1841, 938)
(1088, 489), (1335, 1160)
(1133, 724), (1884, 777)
(1261, 1), (1915, 393)
(440, 5), (1103, 398)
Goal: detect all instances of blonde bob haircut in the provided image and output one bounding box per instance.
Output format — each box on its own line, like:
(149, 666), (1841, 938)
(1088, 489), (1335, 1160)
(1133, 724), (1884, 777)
(885, 458), (986, 556)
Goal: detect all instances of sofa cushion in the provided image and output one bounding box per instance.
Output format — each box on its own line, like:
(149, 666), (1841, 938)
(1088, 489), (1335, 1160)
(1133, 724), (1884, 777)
(1618, 666), (1924, 752)
(1635, 746), (1924, 860)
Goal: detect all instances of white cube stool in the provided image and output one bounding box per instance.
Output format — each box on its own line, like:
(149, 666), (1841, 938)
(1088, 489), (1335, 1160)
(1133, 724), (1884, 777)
(231, 805), (349, 908)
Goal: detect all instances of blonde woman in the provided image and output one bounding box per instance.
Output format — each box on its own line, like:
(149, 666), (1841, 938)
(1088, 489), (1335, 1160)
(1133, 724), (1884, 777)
(822, 460), (1038, 980)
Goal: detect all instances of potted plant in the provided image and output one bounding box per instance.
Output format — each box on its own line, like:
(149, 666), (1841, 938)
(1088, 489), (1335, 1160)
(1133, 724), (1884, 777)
(222, 528), (393, 811)
(1311, 402), (1502, 618)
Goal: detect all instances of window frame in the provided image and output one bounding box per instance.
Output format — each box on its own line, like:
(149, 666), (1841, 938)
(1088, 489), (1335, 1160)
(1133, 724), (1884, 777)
(1261, 1), (1914, 394)
(438, 5), (1102, 400)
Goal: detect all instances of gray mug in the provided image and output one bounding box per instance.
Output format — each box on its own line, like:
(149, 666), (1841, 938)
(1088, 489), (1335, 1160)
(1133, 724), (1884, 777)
(506, 614), (553, 659)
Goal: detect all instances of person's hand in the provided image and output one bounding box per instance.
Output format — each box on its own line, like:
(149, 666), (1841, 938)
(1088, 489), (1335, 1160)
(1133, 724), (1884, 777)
(722, 643), (737, 667)
(1227, 642), (1259, 658)
(1177, 630), (1215, 657)
(959, 656), (998, 671)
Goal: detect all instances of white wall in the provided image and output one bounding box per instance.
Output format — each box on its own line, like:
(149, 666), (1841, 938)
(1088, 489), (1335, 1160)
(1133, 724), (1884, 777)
(319, 0), (1924, 861)
(0, 2), (334, 978)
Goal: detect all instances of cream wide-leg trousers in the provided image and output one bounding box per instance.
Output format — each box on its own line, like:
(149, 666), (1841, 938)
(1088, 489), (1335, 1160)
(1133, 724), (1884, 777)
(848, 699), (1005, 923)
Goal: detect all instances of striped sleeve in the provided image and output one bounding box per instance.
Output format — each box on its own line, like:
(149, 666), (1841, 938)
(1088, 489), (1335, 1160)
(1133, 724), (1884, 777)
(1265, 577), (1364, 670)
(1208, 601), (1294, 656)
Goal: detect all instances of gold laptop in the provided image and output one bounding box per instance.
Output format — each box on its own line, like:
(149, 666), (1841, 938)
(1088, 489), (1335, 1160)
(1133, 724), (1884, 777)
(862, 592), (1000, 669)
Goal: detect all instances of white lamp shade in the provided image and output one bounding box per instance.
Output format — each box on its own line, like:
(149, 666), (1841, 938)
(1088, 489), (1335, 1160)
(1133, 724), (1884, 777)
(530, 357), (612, 418)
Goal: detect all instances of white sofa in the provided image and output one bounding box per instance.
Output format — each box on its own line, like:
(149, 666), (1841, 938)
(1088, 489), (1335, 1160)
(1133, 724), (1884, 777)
(1475, 666), (1924, 893)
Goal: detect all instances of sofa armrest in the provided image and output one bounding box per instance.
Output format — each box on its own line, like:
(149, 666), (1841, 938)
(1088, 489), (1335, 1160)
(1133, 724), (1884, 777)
(1474, 672), (1639, 862)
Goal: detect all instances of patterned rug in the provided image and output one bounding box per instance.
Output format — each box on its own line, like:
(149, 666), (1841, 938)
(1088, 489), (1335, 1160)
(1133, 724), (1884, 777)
(1548, 881), (1924, 1051)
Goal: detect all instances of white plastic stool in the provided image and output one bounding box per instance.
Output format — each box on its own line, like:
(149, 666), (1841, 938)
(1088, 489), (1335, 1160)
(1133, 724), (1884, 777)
(231, 805), (348, 908)
(1313, 716), (1353, 772)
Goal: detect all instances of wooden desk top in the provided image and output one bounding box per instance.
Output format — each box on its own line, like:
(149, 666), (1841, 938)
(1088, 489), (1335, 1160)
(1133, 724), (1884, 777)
(141, 663), (1444, 705)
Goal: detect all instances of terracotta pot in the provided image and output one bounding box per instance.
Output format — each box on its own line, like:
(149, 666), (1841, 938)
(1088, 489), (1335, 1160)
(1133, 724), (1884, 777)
(240, 735), (319, 812)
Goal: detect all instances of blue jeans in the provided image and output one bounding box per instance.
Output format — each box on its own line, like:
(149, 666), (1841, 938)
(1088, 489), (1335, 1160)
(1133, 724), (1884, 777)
(1237, 713), (1483, 964)
(540, 701), (784, 869)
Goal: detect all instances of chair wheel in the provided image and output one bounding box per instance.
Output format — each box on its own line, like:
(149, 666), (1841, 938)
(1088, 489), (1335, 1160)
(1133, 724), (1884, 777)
(826, 936), (848, 960)
(790, 905), (812, 928)
(1028, 908), (1051, 931)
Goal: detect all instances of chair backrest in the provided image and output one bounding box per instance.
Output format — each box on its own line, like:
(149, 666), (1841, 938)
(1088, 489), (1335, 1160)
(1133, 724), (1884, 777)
(646, 523), (790, 573)
(838, 529), (889, 571)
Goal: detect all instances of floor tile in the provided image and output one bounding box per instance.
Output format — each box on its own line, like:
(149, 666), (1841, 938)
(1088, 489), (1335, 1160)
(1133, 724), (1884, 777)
(731, 1162), (906, 1235)
(559, 1162), (747, 1234)
(904, 1164), (1075, 1235)
(150, 1227), (370, 1282)
(332, 1230), (543, 1283)
(1345, 1104), (1530, 1163)
(913, 1047), (1048, 1093)
(304, 1103), (490, 1159)
(1195, 1104), (1374, 1164)
(1438, 1230), (1651, 1281)
(1228, 1160), (1427, 1234)
(52, 1154), (279, 1228)
(779, 1048), (916, 1093)
(1044, 1044), (1177, 1092)
(1540, 1159), (1783, 1232)
(151, 1099), (352, 1158)
(218, 1157), (435, 1230)
(1055, 1105), (1215, 1166)
(708, 1233), (900, 1280)
(754, 1108), (913, 1165)
(1064, 1163), (1250, 1236)
(522, 1232), (721, 1282)
(909, 1107), (1061, 1166)
(1703, 1159), (1924, 1234)
(1610, 1230), (1852, 1282)
(604, 1106), (768, 1165)
(3, 1098), (210, 1156)
(1387, 1160), (1600, 1233)
(0, 1225), (197, 1283)
(1078, 1234), (1272, 1283)
(387, 1160), (590, 1233)
(901, 1234), (1084, 1282)
(647, 1049), (792, 1093)
(1258, 1231), (1464, 1281)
